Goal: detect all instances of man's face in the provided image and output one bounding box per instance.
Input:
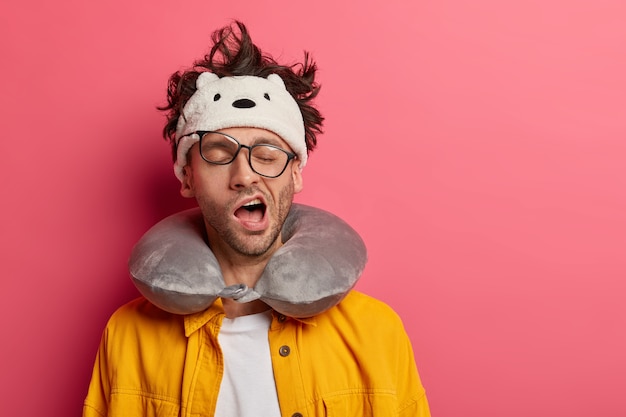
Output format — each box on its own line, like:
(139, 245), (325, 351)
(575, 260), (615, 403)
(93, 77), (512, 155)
(180, 127), (303, 260)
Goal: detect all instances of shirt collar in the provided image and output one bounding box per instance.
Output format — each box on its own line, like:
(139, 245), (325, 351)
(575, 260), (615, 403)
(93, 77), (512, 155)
(183, 299), (225, 337)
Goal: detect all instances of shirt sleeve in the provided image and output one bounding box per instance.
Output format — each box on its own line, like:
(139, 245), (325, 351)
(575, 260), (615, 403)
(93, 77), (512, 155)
(83, 327), (110, 417)
(396, 319), (431, 417)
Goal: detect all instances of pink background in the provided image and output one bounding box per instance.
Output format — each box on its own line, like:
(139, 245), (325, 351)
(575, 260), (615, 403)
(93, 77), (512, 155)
(2, 1), (625, 416)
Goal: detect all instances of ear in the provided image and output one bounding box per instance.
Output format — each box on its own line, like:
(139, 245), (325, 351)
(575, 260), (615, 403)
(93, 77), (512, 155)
(180, 165), (195, 198)
(291, 163), (303, 194)
(196, 72), (220, 89)
(267, 73), (287, 90)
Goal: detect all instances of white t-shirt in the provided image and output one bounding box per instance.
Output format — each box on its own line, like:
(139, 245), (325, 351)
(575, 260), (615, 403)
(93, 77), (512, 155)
(214, 310), (281, 417)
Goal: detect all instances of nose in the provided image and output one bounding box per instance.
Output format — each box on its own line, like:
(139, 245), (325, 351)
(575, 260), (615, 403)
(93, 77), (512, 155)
(232, 98), (256, 108)
(229, 148), (259, 189)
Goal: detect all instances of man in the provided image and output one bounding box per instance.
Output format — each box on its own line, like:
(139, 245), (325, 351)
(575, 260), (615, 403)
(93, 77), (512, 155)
(84, 21), (430, 417)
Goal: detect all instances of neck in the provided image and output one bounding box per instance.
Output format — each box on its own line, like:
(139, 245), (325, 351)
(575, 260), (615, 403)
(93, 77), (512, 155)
(222, 298), (271, 318)
(221, 259), (267, 287)
(219, 260), (273, 318)
(208, 236), (282, 319)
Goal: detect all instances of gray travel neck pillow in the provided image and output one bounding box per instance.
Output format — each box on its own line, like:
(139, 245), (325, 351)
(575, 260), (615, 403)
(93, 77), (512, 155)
(129, 204), (367, 317)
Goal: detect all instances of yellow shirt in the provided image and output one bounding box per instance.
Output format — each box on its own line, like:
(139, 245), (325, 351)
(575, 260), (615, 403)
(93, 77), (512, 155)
(84, 290), (430, 417)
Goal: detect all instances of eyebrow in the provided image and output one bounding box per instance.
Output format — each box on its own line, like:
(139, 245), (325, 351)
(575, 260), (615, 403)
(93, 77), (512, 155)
(251, 136), (289, 149)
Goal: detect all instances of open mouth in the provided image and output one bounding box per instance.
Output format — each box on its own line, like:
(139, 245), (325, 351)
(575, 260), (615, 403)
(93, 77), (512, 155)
(234, 198), (267, 223)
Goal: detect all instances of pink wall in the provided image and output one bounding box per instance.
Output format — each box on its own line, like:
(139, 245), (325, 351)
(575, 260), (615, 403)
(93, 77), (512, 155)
(2, 1), (625, 415)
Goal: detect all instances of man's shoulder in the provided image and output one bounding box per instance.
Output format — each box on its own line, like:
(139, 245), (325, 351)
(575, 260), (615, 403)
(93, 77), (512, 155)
(97, 297), (189, 376)
(324, 290), (406, 329)
(105, 296), (182, 333)
(110, 296), (165, 317)
(311, 291), (413, 351)
(340, 290), (400, 314)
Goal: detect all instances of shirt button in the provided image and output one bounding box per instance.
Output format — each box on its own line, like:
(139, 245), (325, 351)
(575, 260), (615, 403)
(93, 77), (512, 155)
(279, 345), (291, 356)
(292, 413), (303, 417)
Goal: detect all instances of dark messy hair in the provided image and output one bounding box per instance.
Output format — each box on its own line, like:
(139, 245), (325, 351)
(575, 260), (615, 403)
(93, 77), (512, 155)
(159, 21), (324, 161)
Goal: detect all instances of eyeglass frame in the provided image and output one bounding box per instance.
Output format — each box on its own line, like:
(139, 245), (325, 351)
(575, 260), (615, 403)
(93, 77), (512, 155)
(181, 130), (298, 178)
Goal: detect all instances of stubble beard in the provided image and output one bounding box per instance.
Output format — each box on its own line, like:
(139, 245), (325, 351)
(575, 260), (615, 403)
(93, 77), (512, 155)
(198, 183), (294, 258)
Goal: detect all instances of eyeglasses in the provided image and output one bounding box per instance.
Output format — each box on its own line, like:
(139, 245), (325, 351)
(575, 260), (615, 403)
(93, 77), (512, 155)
(188, 131), (297, 178)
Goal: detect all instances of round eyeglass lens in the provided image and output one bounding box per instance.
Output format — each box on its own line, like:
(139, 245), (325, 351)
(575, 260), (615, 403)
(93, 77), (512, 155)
(200, 132), (239, 164)
(249, 145), (290, 177)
